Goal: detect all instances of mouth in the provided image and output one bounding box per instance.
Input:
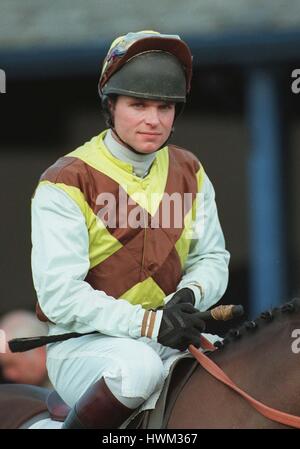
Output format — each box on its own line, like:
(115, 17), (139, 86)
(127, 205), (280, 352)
(138, 132), (161, 136)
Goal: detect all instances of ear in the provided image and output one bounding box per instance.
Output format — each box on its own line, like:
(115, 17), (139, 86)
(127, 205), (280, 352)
(108, 97), (115, 113)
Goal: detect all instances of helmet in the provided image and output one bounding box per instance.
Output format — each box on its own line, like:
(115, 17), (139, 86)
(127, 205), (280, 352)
(99, 30), (193, 105)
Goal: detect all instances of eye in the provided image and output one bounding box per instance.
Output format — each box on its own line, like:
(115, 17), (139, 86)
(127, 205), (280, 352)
(131, 102), (144, 109)
(160, 103), (174, 111)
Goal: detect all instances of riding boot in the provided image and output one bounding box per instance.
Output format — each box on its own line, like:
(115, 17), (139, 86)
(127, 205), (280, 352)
(62, 377), (135, 429)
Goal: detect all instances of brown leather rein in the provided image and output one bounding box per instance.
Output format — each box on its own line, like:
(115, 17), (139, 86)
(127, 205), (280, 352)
(189, 337), (300, 429)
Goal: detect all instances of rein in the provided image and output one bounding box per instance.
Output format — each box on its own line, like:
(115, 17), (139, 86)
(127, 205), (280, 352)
(189, 337), (300, 429)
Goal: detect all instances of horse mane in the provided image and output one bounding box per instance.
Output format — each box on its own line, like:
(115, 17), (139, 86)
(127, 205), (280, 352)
(214, 297), (300, 350)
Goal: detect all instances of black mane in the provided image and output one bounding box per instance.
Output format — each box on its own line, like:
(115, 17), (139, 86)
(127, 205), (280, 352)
(214, 297), (300, 349)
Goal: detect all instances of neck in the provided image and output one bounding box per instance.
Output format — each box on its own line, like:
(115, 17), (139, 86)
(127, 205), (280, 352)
(111, 129), (146, 155)
(169, 318), (300, 428)
(104, 129), (157, 178)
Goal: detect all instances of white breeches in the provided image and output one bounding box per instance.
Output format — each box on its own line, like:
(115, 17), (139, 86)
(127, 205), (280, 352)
(46, 334), (181, 409)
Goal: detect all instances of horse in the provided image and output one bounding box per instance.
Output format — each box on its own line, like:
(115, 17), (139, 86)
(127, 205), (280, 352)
(0, 298), (299, 429)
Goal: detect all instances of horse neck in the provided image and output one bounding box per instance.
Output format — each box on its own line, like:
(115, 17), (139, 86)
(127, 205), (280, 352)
(211, 312), (300, 413)
(167, 303), (300, 428)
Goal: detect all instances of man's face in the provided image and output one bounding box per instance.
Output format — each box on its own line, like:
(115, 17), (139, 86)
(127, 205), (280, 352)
(111, 96), (176, 153)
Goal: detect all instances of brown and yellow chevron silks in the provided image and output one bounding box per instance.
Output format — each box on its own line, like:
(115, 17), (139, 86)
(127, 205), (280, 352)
(35, 130), (205, 317)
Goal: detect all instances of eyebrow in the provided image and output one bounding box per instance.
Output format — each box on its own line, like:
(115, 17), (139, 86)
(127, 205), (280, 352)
(128, 99), (174, 106)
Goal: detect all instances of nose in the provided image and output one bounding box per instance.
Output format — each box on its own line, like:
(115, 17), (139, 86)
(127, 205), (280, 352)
(144, 107), (160, 126)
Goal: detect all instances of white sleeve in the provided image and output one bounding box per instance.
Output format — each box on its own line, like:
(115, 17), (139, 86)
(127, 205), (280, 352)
(176, 174), (230, 311)
(31, 183), (162, 339)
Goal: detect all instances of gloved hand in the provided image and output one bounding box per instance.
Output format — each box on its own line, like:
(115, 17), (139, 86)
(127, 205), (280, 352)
(164, 288), (195, 309)
(157, 302), (206, 351)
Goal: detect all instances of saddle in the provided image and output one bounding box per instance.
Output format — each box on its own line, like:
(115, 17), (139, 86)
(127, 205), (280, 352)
(46, 353), (198, 429)
(0, 384), (51, 429)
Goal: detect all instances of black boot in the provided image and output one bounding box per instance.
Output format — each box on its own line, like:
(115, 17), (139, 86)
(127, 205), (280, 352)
(62, 378), (135, 429)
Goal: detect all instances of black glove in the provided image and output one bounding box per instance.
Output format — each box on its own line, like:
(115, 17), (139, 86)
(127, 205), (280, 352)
(164, 288), (195, 309)
(157, 302), (206, 351)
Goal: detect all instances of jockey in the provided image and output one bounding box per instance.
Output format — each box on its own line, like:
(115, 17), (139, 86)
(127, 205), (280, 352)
(31, 30), (230, 429)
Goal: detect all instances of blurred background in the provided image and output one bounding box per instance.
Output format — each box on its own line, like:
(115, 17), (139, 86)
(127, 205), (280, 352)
(0, 0), (300, 381)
